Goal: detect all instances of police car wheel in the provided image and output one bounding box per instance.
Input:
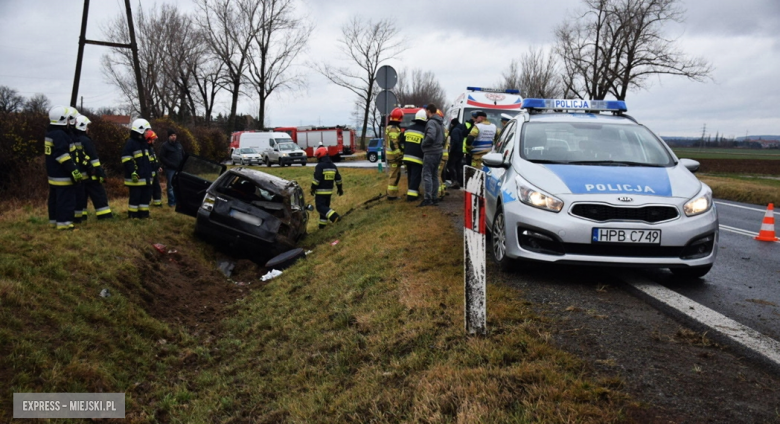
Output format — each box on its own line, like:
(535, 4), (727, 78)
(491, 208), (514, 271)
(367, 152), (378, 163)
(669, 264), (712, 280)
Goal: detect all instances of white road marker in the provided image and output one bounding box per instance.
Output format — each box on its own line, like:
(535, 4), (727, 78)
(715, 201), (779, 215)
(719, 224), (758, 237)
(626, 278), (780, 368)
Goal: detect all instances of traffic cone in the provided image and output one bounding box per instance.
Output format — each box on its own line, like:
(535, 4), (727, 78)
(755, 203), (779, 242)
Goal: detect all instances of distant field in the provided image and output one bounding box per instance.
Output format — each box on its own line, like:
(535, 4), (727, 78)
(672, 148), (780, 160)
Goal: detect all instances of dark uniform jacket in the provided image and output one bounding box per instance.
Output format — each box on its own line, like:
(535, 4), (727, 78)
(160, 141), (184, 171)
(45, 126), (79, 186)
(75, 132), (106, 181)
(402, 120), (427, 165)
(121, 133), (153, 186)
(311, 156), (342, 196)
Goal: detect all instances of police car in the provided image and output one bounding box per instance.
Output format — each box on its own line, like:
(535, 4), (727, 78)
(482, 99), (718, 278)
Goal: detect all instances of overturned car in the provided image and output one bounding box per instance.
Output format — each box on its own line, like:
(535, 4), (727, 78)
(173, 155), (310, 256)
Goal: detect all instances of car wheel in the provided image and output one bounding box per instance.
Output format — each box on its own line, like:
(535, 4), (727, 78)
(670, 264), (712, 279)
(265, 157), (271, 167)
(240, 159), (245, 166)
(491, 208), (514, 272)
(231, 159), (236, 165)
(367, 152), (378, 163)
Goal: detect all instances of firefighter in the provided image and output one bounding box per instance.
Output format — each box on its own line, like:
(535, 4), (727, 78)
(310, 146), (343, 229)
(460, 111), (478, 178)
(402, 109), (427, 202)
(122, 119), (154, 219)
(439, 117), (458, 200)
(464, 110), (496, 169)
(145, 130), (163, 207)
(64, 107), (89, 223)
(45, 106), (83, 230)
(385, 107), (404, 200)
(73, 115), (113, 220)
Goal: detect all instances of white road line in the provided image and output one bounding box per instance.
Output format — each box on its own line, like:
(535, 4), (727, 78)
(625, 278), (780, 368)
(719, 224), (758, 237)
(715, 201), (778, 215)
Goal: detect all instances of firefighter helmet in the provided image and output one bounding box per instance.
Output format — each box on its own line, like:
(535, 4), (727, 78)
(389, 108), (404, 122)
(74, 114), (91, 132)
(144, 129), (158, 142)
(314, 146), (328, 159)
(414, 109), (427, 122)
(131, 118), (152, 135)
(48, 105), (69, 126)
(66, 107), (80, 126)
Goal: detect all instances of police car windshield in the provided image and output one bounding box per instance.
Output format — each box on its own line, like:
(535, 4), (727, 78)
(240, 148), (254, 154)
(464, 108), (512, 127)
(519, 122), (674, 166)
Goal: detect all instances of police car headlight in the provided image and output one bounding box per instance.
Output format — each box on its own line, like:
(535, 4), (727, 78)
(516, 177), (563, 212)
(684, 186), (712, 217)
(201, 193), (216, 212)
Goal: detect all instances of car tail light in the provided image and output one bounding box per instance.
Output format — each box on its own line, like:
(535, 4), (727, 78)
(201, 193), (216, 211)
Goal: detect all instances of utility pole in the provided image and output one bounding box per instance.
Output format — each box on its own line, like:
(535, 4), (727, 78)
(699, 123), (707, 151)
(70, 0), (148, 118)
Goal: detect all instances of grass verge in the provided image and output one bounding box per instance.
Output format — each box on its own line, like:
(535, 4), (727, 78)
(2, 167), (632, 423)
(699, 174), (780, 206)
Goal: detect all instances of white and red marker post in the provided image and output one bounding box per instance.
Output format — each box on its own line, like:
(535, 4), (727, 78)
(463, 165), (486, 335)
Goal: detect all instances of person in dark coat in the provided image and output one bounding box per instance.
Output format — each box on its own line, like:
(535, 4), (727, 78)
(122, 119), (154, 219)
(159, 129), (183, 206)
(310, 146), (343, 229)
(45, 106), (83, 230)
(73, 114), (113, 219)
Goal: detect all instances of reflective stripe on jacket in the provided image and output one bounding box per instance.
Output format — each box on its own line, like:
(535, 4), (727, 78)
(402, 121), (426, 165)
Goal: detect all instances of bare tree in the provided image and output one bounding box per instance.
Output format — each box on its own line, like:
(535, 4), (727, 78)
(102, 4), (185, 118)
(395, 68), (447, 110)
(195, 0), (265, 131)
(315, 16), (405, 148)
(556, 0), (712, 100)
(191, 54), (226, 125)
(0, 86), (25, 113)
(497, 47), (562, 98)
(23, 93), (51, 114)
(246, 0), (311, 128)
(159, 6), (204, 123)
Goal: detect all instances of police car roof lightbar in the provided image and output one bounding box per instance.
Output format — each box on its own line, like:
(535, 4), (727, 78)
(466, 86), (521, 95)
(522, 98), (627, 112)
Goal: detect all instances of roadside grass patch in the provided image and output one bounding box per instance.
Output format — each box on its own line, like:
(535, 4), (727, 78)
(699, 175), (780, 206)
(2, 168), (634, 422)
(166, 186), (633, 422)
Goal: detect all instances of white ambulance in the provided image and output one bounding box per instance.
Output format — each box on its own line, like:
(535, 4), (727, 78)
(444, 87), (523, 125)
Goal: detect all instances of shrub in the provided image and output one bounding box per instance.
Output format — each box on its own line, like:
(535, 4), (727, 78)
(0, 111), (231, 205)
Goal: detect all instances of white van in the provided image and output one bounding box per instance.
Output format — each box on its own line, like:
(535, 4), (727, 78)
(229, 131), (295, 157)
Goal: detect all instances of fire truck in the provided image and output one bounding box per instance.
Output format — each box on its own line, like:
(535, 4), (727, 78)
(394, 105), (423, 130)
(274, 126), (356, 161)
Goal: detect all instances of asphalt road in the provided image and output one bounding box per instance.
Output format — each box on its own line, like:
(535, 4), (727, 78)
(637, 200), (780, 341)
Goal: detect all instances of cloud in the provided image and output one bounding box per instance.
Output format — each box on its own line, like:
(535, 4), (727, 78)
(1, 0), (778, 136)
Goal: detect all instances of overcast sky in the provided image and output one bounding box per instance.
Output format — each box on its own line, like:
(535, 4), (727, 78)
(1, 0), (778, 137)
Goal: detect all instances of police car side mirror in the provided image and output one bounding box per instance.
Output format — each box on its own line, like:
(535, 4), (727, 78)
(679, 158), (700, 173)
(482, 152), (508, 169)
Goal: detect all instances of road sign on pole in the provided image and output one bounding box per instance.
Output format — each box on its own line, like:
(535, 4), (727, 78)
(376, 65), (397, 90)
(463, 165), (486, 335)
